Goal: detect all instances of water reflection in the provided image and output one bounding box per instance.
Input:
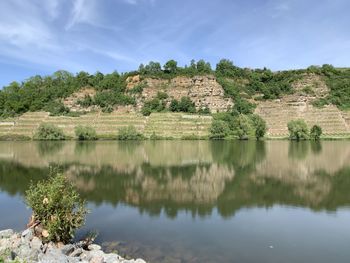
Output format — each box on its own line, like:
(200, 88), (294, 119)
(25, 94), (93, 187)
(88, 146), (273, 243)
(1, 140), (350, 263)
(0, 141), (350, 217)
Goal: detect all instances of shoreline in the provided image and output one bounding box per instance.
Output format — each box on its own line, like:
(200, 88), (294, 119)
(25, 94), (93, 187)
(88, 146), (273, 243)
(0, 229), (146, 263)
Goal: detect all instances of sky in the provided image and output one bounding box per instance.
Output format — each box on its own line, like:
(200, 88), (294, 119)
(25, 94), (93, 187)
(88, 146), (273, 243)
(0, 0), (349, 87)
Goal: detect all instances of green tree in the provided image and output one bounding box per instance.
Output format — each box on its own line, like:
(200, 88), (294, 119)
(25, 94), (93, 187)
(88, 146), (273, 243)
(164, 60), (178, 74)
(210, 120), (230, 139)
(236, 114), (254, 140)
(310, 125), (322, 140)
(250, 114), (267, 140)
(287, 119), (309, 140)
(75, 125), (97, 140)
(34, 123), (66, 140)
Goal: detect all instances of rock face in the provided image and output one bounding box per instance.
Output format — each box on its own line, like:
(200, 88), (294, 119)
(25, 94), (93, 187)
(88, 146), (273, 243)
(127, 75), (233, 113)
(0, 229), (146, 263)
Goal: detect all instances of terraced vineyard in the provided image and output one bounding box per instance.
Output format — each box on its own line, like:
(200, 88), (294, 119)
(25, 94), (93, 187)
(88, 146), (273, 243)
(0, 112), (212, 139)
(256, 102), (350, 138)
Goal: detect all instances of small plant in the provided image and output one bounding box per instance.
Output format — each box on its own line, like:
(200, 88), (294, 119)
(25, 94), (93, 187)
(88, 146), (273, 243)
(117, 125), (144, 140)
(25, 172), (87, 243)
(75, 125), (97, 140)
(34, 123), (66, 140)
(310, 125), (322, 140)
(287, 119), (309, 140)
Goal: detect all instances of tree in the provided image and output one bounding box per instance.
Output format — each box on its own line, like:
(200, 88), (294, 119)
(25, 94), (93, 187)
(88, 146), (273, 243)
(250, 114), (267, 140)
(75, 125), (97, 140)
(164, 60), (178, 74)
(310, 125), (322, 140)
(210, 120), (230, 139)
(236, 114), (254, 140)
(196, 59), (212, 74)
(178, 97), (196, 113)
(287, 119), (309, 140)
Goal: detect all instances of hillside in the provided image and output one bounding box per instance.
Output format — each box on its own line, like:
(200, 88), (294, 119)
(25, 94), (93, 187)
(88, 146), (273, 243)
(1, 60), (350, 138)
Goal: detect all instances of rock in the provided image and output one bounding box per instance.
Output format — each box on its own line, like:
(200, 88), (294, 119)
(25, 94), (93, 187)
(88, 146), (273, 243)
(61, 244), (75, 255)
(89, 255), (104, 263)
(30, 236), (42, 250)
(38, 248), (69, 263)
(104, 253), (122, 263)
(0, 229), (14, 239)
(21, 228), (33, 243)
(17, 243), (39, 262)
(135, 259), (146, 263)
(70, 247), (83, 257)
(88, 244), (102, 251)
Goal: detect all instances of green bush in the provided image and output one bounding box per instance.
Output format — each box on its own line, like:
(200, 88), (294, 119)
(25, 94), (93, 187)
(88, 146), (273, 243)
(287, 119), (309, 140)
(210, 120), (230, 139)
(169, 97), (196, 113)
(310, 125), (322, 140)
(34, 123), (66, 140)
(250, 114), (267, 139)
(75, 125), (97, 140)
(117, 125), (144, 140)
(236, 114), (255, 140)
(25, 172), (87, 243)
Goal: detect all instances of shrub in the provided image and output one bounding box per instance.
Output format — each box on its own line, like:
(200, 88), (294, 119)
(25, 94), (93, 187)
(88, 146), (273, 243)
(25, 172), (87, 243)
(310, 125), (322, 140)
(250, 114), (267, 140)
(170, 97), (196, 113)
(117, 125), (144, 140)
(287, 119), (309, 140)
(34, 123), (66, 140)
(77, 95), (94, 107)
(210, 120), (230, 139)
(236, 114), (255, 140)
(75, 125), (97, 140)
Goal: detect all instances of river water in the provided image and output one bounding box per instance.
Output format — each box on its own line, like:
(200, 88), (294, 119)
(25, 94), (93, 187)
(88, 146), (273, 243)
(0, 140), (350, 262)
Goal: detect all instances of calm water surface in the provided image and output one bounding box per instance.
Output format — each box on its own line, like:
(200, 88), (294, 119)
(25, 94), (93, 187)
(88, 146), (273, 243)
(0, 140), (350, 263)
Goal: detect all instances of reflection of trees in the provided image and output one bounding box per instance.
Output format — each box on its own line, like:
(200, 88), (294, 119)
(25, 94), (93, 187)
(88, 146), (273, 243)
(74, 141), (96, 155)
(288, 141), (309, 160)
(37, 141), (65, 156)
(1, 141), (350, 219)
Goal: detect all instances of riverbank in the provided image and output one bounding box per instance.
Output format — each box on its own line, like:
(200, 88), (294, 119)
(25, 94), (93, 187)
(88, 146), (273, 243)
(0, 229), (146, 263)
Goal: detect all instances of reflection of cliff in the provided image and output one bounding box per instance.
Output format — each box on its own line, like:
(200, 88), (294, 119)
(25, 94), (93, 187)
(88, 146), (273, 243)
(1, 141), (350, 218)
(0, 141), (213, 171)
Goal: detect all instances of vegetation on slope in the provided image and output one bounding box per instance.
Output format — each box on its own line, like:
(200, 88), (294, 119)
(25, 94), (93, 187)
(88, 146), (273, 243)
(1, 59), (349, 120)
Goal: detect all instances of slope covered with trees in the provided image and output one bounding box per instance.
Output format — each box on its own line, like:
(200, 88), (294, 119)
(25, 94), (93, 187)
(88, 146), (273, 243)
(0, 59), (349, 120)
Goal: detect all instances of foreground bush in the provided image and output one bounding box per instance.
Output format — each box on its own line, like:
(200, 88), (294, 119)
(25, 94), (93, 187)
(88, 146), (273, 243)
(117, 125), (144, 140)
(310, 125), (323, 140)
(75, 125), (97, 140)
(25, 172), (87, 243)
(287, 119), (309, 140)
(34, 123), (66, 140)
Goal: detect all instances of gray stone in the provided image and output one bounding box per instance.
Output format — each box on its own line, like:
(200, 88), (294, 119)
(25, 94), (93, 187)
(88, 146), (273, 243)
(21, 228), (33, 243)
(38, 248), (69, 263)
(70, 247), (83, 257)
(88, 244), (102, 251)
(0, 229), (14, 239)
(89, 255), (104, 263)
(61, 244), (75, 255)
(104, 253), (122, 263)
(30, 236), (42, 250)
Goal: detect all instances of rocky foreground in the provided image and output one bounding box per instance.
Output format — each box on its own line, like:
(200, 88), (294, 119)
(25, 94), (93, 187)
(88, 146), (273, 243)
(0, 229), (146, 263)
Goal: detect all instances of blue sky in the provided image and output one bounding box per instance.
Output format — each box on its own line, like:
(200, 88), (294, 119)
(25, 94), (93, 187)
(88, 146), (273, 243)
(0, 0), (349, 87)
